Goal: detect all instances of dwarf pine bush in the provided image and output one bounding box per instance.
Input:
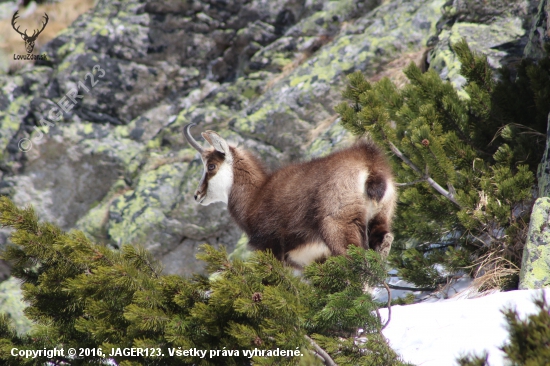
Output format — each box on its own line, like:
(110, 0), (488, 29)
(336, 39), (550, 290)
(0, 197), (409, 366)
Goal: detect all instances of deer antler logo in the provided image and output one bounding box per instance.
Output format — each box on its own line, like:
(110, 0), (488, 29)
(12, 11), (49, 54)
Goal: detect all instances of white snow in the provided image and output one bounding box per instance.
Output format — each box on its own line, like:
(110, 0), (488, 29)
(378, 289), (550, 366)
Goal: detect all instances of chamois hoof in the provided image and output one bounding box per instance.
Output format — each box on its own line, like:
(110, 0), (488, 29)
(377, 233), (394, 258)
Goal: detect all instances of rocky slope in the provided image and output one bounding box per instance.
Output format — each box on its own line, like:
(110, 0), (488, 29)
(0, 0), (541, 278)
(519, 0), (550, 290)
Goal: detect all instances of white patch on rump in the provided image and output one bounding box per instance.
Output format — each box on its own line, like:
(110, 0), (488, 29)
(286, 241), (331, 267)
(200, 158), (234, 205)
(358, 170), (378, 222)
(357, 170), (368, 193)
(380, 180), (395, 205)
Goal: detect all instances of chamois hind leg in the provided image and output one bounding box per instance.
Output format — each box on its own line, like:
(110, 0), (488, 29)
(367, 213), (393, 258)
(319, 209), (367, 257)
(365, 168), (395, 258)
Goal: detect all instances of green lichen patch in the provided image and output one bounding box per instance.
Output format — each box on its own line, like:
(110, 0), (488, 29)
(0, 95), (30, 157)
(0, 277), (33, 335)
(75, 179), (130, 243)
(429, 16), (525, 89)
(106, 162), (188, 249)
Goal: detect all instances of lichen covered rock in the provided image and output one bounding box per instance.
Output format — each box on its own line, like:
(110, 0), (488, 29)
(516, 1), (550, 289)
(428, 0), (535, 89)
(524, 0), (550, 59)
(519, 197), (550, 289)
(538, 114), (550, 198)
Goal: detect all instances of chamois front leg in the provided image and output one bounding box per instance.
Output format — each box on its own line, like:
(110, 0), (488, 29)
(367, 214), (393, 258)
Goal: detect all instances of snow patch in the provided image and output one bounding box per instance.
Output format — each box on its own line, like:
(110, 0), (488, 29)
(379, 289), (550, 366)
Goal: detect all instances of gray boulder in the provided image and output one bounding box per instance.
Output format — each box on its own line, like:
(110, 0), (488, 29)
(427, 0), (538, 89)
(517, 0), (550, 290)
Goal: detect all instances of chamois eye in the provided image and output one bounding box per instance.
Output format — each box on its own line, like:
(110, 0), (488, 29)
(208, 164), (216, 171)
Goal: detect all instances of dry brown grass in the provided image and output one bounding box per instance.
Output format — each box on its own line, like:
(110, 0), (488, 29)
(368, 48), (429, 88)
(470, 249), (521, 292)
(0, 0), (94, 71)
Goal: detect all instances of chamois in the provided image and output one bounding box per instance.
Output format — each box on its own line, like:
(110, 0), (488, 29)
(184, 123), (396, 268)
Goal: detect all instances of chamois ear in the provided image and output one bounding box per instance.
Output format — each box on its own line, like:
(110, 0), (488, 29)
(202, 131), (232, 160)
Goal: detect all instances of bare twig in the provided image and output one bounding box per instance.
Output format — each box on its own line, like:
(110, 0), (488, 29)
(491, 123), (546, 145)
(381, 282), (392, 330)
(420, 244), (456, 253)
(388, 142), (462, 207)
(386, 283), (437, 292)
(395, 177), (426, 187)
(305, 335), (337, 366)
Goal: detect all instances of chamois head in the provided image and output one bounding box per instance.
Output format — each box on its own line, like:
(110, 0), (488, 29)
(184, 123), (234, 206)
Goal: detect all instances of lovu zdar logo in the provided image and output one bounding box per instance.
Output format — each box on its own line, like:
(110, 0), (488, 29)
(12, 10), (49, 54)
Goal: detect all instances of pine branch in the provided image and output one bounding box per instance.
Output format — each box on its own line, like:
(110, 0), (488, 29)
(305, 335), (337, 366)
(437, 102), (492, 158)
(388, 142), (462, 207)
(123, 245), (161, 279)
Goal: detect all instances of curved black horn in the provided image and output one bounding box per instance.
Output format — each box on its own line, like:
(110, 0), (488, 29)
(184, 123), (204, 153)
